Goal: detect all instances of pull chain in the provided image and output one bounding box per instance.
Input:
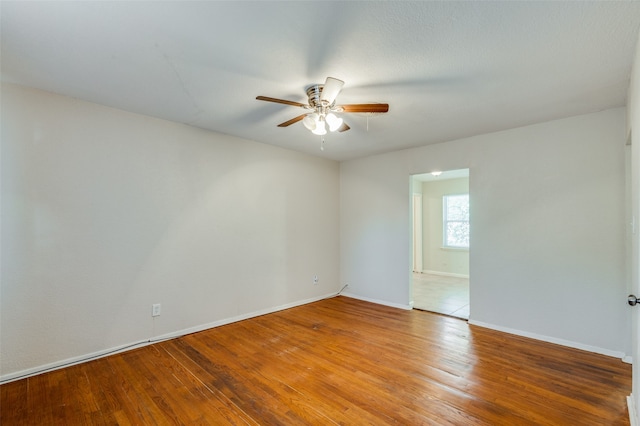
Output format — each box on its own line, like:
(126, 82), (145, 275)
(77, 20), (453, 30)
(321, 136), (325, 151)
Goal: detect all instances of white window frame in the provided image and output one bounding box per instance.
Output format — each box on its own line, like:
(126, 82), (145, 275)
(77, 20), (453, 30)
(442, 193), (469, 249)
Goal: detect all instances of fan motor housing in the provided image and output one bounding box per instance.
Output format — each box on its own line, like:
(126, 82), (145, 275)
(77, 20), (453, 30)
(306, 84), (330, 108)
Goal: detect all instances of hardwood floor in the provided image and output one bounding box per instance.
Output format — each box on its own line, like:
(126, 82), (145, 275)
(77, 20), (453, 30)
(1, 296), (632, 425)
(413, 272), (469, 319)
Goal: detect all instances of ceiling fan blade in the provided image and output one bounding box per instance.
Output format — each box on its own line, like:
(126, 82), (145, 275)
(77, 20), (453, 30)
(339, 103), (389, 113)
(320, 77), (344, 104)
(338, 123), (350, 132)
(256, 96), (307, 108)
(277, 114), (307, 127)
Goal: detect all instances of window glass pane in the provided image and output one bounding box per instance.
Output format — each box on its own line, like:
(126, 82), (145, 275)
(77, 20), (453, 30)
(446, 222), (469, 247)
(445, 195), (469, 220)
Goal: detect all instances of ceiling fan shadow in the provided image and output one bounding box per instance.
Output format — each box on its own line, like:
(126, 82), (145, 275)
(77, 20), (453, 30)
(235, 101), (298, 126)
(304, 4), (361, 78)
(347, 75), (474, 95)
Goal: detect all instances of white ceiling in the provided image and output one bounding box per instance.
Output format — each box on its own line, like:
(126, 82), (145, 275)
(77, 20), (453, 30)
(2, 1), (640, 162)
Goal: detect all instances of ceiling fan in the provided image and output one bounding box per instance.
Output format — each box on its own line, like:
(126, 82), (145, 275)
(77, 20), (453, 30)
(256, 77), (389, 136)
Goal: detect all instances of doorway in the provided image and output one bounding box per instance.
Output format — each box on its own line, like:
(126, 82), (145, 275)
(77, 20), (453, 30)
(411, 169), (470, 319)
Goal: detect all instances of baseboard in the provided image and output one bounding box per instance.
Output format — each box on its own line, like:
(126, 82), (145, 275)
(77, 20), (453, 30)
(0, 291), (338, 384)
(469, 319), (627, 360)
(629, 395), (638, 426)
(419, 270), (469, 279)
(0, 339), (155, 384)
(151, 292), (338, 342)
(340, 292), (413, 310)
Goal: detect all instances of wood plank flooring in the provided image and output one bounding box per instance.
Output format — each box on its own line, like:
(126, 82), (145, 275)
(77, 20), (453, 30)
(1, 296), (632, 425)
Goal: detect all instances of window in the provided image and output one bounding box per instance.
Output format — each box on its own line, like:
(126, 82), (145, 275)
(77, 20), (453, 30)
(443, 194), (469, 248)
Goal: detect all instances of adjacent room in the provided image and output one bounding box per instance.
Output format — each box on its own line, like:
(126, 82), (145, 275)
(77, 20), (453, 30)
(411, 169), (470, 319)
(2, 1), (640, 424)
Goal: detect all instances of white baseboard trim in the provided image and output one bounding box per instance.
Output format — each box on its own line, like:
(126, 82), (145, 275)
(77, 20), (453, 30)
(629, 395), (638, 426)
(340, 292), (413, 311)
(0, 292), (338, 384)
(419, 270), (469, 279)
(469, 319), (627, 360)
(0, 339), (154, 384)
(152, 292), (338, 342)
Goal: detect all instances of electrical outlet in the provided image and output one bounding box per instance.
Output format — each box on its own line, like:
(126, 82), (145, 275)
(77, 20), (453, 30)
(313, 275), (319, 285)
(152, 303), (161, 317)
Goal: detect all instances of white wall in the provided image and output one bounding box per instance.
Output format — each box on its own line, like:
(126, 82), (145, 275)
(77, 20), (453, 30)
(1, 84), (340, 381)
(421, 177), (469, 276)
(341, 108), (629, 357)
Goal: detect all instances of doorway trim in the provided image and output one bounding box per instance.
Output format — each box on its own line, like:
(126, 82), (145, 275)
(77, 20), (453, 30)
(412, 193), (423, 273)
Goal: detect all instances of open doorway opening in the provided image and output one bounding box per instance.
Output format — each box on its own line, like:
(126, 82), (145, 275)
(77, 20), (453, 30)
(411, 169), (470, 319)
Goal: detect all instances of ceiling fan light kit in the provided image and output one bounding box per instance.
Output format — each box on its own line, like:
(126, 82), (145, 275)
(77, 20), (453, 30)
(256, 77), (389, 147)
(325, 113), (343, 132)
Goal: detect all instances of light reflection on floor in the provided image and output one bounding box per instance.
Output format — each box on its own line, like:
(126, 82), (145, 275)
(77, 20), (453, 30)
(412, 272), (469, 319)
